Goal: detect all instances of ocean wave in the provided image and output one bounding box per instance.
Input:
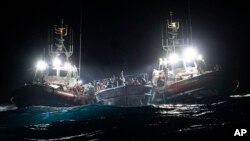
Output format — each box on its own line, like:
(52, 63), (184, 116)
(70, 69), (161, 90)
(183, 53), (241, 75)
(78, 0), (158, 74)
(0, 104), (17, 112)
(230, 94), (250, 98)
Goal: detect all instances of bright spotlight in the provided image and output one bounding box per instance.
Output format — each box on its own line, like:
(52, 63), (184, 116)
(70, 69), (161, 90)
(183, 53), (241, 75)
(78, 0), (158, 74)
(169, 53), (179, 64)
(159, 58), (163, 65)
(78, 80), (83, 84)
(163, 58), (167, 65)
(53, 58), (61, 67)
(64, 62), (72, 70)
(183, 47), (197, 62)
(172, 22), (176, 27)
(197, 55), (203, 60)
(36, 60), (47, 71)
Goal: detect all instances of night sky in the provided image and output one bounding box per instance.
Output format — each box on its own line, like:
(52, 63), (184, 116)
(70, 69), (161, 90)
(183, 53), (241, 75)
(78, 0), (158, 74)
(1, 0), (249, 101)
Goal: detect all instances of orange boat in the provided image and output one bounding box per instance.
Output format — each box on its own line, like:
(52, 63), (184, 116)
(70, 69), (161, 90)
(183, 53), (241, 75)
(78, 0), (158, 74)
(149, 12), (238, 104)
(11, 20), (95, 107)
(150, 70), (238, 104)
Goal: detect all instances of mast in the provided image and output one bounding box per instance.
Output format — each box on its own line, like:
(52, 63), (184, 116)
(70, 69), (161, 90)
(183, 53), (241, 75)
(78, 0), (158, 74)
(165, 12), (181, 55)
(43, 48), (46, 61)
(188, 0), (192, 45)
(158, 10), (204, 84)
(49, 19), (73, 61)
(161, 12), (185, 81)
(79, 4), (83, 78)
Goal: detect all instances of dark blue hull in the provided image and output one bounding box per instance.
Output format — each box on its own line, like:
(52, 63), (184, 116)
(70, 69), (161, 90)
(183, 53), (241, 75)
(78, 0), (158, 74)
(11, 84), (95, 107)
(96, 85), (153, 107)
(149, 71), (239, 104)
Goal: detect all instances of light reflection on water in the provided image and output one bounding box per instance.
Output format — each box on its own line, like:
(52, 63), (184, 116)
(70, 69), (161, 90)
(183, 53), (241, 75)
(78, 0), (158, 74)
(0, 95), (249, 140)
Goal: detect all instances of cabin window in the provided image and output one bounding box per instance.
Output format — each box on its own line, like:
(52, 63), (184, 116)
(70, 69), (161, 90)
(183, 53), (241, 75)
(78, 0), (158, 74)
(48, 69), (57, 76)
(166, 62), (184, 71)
(60, 70), (68, 77)
(185, 62), (195, 67)
(166, 64), (172, 71)
(175, 61), (184, 68)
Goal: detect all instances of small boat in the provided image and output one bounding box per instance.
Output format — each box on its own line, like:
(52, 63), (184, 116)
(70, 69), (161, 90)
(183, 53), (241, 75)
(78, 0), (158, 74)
(95, 73), (153, 107)
(96, 84), (152, 107)
(11, 19), (95, 107)
(149, 12), (239, 104)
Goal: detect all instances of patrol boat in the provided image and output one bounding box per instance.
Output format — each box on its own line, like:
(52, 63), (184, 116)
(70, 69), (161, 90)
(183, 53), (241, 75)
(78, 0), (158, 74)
(11, 20), (95, 107)
(149, 12), (239, 104)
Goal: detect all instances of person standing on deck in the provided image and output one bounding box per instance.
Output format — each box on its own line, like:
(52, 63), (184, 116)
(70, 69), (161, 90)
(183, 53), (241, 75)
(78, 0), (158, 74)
(163, 67), (168, 85)
(121, 71), (125, 86)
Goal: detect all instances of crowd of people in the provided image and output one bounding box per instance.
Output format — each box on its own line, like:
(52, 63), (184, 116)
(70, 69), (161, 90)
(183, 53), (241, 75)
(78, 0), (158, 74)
(92, 72), (149, 92)
(56, 63), (222, 96)
(62, 72), (149, 96)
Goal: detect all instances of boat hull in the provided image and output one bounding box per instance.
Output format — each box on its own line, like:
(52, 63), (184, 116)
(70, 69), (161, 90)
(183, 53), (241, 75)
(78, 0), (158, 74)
(11, 84), (95, 107)
(95, 85), (153, 107)
(150, 71), (239, 104)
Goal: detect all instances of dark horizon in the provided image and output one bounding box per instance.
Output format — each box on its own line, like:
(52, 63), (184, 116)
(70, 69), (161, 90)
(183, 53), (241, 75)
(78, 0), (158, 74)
(1, 0), (249, 101)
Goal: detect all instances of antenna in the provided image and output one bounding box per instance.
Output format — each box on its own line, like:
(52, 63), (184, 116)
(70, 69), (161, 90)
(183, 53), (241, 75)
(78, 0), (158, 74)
(161, 23), (165, 48)
(48, 29), (50, 60)
(49, 19), (73, 61)
(79, 4), (83, 78)
(43, 48), (46, 61)
(188, 0), (192, 45)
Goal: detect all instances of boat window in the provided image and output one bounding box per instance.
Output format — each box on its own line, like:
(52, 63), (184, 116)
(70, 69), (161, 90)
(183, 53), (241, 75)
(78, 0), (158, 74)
(175, 61), (184, 68)
(196, 60), (206, 68)
(48, 69), (57, 76)
(167, 64), (172, 71)
(185, 62), (195, 67)
(166, 62), (184, 70)
(60, 70), (68, 77)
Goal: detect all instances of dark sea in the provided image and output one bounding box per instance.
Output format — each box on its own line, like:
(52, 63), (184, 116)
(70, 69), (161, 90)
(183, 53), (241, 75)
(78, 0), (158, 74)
(1, 94), (250, 141)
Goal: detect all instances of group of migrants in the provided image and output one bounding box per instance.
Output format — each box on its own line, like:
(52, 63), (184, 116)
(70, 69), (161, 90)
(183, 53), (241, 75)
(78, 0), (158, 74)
(71, 71), (149, 95)
(93, 71), (148, 92)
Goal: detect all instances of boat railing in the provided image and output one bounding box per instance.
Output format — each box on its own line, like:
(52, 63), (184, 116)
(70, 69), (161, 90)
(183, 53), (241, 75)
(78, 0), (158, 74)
(92, 73), (149, 92)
